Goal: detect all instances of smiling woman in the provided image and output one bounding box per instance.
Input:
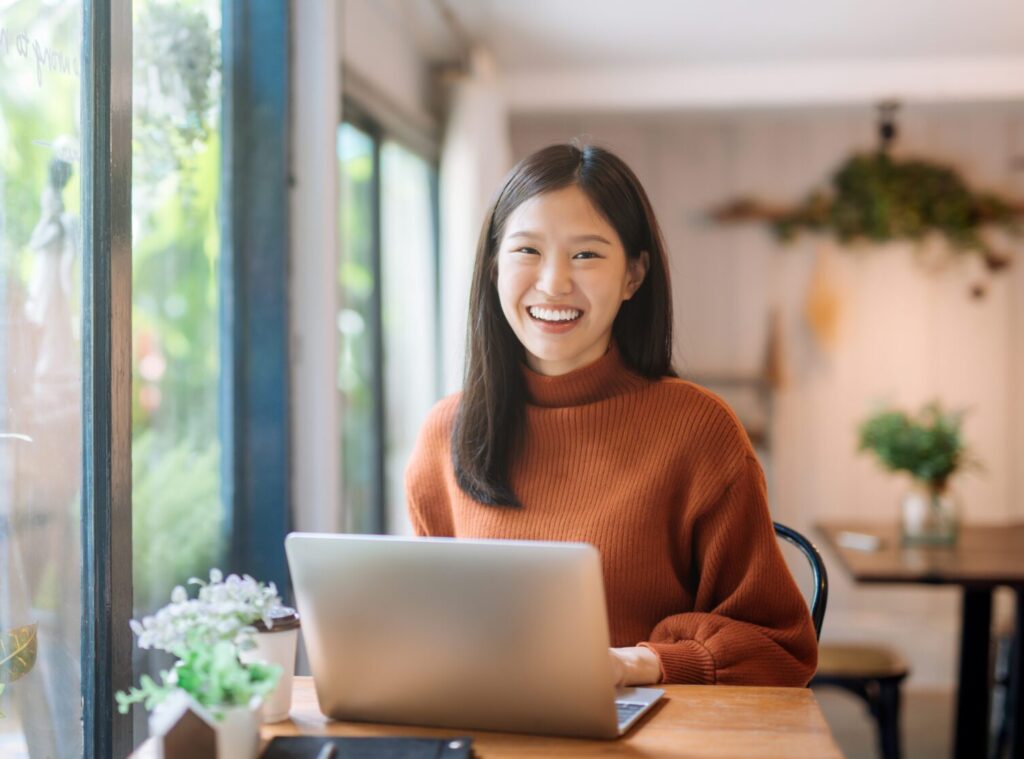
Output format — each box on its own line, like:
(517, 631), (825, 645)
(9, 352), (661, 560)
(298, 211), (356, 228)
(405, 142), (818, 691)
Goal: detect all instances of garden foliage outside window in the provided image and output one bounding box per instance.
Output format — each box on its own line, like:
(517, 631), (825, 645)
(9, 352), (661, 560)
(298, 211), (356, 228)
(130, 0), (226, 743)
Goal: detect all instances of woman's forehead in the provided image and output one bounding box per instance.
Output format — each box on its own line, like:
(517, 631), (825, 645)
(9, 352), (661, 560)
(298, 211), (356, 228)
(503, 186), (619, 243)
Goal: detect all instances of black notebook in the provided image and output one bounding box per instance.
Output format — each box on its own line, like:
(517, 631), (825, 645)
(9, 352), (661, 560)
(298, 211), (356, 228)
(260, 736), (474, 759)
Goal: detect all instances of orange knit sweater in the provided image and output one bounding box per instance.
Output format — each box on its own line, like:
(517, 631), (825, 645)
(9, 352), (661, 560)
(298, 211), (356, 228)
(405, 342), (818, 687)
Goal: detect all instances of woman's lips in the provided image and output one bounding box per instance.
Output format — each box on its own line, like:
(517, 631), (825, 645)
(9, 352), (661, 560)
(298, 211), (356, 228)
(527, 307), (582, 334)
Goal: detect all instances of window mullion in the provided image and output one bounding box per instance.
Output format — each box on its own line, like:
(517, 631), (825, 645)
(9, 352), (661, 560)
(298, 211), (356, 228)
(81, 0), (134, 756)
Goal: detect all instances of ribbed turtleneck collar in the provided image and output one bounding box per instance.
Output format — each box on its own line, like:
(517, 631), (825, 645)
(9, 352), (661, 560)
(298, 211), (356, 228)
(522, 341), (651, 408)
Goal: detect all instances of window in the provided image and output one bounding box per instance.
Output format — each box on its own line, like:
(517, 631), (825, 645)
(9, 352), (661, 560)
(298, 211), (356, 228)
(380, 141), (440, 534)
(0, 2), (84, 755)
(338, 109), (440, 535)
(1, 0), (288, 753)
(338, 121), (381, 533)
(130, 0), (225, 742)
(131, 0), (224, 610)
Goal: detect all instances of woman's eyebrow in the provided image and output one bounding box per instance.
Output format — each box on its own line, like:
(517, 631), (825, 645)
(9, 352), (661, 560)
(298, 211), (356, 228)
(506, 231), (612, 245)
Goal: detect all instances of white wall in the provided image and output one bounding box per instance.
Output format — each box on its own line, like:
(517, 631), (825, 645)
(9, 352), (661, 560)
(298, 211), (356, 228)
(510, 103), (1024, 688)
(290, 0), (341, 533)
(339, 0), (436, 130)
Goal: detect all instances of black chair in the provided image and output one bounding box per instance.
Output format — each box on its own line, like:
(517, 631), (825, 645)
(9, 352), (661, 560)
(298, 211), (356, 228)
(774, 522), (828, 640)
(811, 645), (909, 759)
(780, 522), (909, 759)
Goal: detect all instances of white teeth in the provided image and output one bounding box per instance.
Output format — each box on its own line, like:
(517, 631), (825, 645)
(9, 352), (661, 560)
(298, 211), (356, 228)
(528, 306), (581, 322)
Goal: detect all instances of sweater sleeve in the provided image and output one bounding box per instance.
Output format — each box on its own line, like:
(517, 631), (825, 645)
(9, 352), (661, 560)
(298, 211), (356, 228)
(404, 396), (458, 537)
(638, 455), (818, 686)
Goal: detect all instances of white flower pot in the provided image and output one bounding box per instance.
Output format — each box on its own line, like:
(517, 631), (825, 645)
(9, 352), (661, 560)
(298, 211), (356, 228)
(213, 704), (261, 759)
(150, 689), (261, 759)
(239, 607), (300, 723)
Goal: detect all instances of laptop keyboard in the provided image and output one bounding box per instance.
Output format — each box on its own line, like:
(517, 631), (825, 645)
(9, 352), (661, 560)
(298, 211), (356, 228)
(615, 701), (646, 727)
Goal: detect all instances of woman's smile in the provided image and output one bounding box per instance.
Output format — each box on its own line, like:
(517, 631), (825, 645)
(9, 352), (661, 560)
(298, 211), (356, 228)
(526, 304), (584, 333)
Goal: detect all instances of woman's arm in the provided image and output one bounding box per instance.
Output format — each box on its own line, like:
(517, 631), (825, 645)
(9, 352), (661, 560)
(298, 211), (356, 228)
(637, 456), (818, 687)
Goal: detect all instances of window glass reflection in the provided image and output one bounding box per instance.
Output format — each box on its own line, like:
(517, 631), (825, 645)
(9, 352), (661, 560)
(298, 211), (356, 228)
(0, 1), (84, 756)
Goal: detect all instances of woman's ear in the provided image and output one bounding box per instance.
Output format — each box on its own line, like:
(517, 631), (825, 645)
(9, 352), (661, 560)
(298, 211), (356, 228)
(625, 250), (650, 299)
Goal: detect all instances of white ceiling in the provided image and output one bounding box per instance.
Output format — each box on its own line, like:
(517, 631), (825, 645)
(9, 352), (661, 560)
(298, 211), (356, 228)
(388, 0), (1024, 109)
(397, 0), (1024, 69)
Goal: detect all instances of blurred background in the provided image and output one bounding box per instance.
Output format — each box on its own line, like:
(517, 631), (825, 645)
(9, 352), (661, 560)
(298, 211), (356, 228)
(2, 0), (1023, 756)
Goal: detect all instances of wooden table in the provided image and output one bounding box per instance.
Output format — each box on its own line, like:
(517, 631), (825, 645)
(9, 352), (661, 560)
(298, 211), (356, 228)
(817, 521), (1024, 759)
(133, 676), (845, 758)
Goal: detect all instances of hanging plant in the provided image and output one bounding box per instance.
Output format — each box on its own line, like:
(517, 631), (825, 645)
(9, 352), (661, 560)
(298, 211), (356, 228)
(133, 0), (220, 205)
(710, 103), (1024, 295)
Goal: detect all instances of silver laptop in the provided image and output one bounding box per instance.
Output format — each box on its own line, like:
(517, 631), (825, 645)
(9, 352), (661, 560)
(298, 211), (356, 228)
(285, 533), (663, 739)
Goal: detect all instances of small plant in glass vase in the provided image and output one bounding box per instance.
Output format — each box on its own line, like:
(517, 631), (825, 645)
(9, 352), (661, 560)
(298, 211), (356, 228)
(116, 570), (294, 758)
(858, 402), (972, 545)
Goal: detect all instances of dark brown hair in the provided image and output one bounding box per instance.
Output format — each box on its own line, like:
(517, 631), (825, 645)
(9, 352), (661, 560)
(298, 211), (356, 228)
(452, 142), (675, 507)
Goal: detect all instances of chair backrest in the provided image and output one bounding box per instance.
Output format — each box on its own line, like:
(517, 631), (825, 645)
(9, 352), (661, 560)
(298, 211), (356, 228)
(773, 522), (828, 640)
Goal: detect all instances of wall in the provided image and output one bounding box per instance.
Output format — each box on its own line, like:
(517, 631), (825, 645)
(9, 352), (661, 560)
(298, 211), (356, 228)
(290, 0), (342, 534)
(339, 0), (437, 130)
(511, 103), (1024, 688)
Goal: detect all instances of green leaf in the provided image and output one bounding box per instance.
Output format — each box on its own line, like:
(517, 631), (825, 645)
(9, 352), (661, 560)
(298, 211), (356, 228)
(0, 624), (38, 684)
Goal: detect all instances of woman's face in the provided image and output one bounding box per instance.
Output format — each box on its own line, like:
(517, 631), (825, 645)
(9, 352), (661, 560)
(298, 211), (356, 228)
(496, 185), (647, 376)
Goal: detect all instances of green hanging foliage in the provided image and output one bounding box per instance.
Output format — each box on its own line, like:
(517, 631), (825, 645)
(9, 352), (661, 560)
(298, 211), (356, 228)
(712, 151), (1024, 275)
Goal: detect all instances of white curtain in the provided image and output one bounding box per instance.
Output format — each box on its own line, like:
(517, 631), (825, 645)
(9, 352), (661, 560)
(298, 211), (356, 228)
(439, 45), (514, 394)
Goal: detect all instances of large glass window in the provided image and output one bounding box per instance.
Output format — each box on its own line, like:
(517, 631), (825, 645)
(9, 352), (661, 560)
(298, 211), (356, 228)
(0, 1), (84, 756)
(338, 122), (381, 533)
(338, 115), (440, 535)
(131, 0), (223, 617)
(380, 141), (439, 534)
(130, 0), (224, 744)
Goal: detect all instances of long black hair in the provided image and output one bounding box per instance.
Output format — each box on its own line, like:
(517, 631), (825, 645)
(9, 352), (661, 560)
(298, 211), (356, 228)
(452, 142), (675, 507)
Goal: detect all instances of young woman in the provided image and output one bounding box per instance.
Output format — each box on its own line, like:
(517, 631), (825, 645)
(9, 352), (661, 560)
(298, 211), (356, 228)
(405, 142), (817, 688)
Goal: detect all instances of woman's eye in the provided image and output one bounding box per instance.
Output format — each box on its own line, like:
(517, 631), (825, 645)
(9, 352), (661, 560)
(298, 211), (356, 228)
(515, 247), (539, 255)
(573, 250), (599, 260)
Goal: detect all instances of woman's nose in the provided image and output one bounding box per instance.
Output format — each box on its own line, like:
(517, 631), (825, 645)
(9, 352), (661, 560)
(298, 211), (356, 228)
(536, 258), (573, 296)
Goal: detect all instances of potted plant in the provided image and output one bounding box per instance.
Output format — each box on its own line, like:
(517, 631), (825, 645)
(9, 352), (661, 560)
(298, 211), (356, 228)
(858, 402), (969, 545)
(116, 570), (285, 758)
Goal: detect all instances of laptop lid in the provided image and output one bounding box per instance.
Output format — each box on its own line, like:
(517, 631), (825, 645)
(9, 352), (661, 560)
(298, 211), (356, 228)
(285, 533), (623, 739)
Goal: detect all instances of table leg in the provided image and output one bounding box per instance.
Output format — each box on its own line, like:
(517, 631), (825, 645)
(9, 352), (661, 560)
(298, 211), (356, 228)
(953, 588), (992, 759)
(1010, 588), (1023, 759)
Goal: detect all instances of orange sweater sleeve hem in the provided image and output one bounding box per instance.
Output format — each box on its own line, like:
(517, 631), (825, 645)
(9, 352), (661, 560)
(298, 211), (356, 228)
(639, 640), (717, 685)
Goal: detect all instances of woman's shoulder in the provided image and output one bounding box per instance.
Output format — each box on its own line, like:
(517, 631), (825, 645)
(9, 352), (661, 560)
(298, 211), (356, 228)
(650, 375), (741, 417)
(646, 375), (755, 454)
(407, 393), (461, 484)
(418, 391), (462, 441)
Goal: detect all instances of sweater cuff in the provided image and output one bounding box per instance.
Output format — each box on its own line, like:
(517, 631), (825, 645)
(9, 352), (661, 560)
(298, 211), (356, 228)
(639, 640), (717, 685)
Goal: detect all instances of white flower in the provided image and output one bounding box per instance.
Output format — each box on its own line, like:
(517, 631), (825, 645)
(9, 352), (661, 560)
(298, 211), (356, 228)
(126, 567), (283, 657)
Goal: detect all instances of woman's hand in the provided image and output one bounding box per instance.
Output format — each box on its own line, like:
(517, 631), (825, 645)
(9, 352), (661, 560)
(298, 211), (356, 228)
(608, 646), (662, 687)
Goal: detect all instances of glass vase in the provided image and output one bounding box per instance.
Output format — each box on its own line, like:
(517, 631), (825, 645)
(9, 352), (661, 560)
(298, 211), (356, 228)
(900, 481), (958, 546)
